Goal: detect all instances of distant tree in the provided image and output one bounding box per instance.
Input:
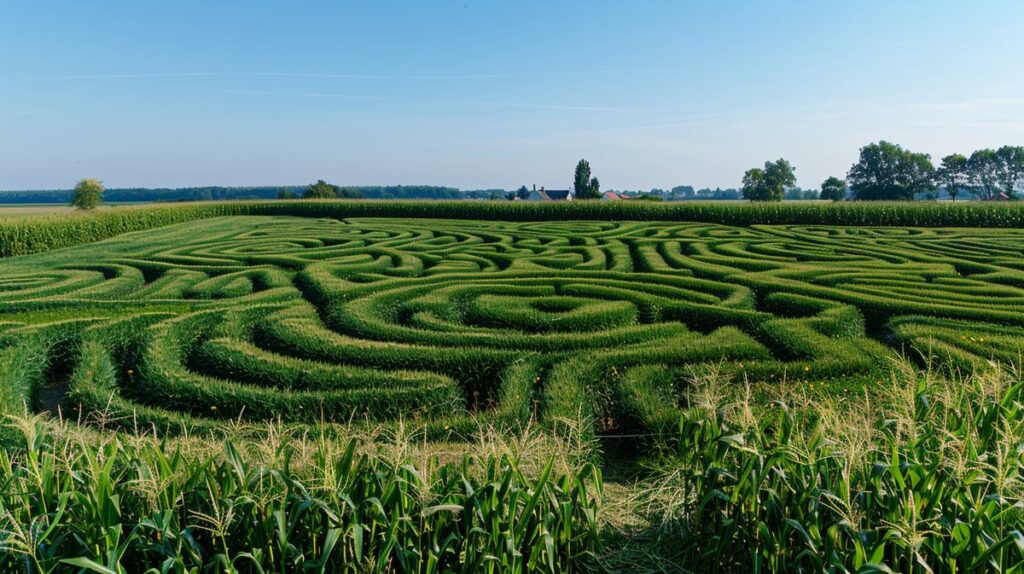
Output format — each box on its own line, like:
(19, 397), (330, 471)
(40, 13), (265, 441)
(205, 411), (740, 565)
(966, 149), (1001, 200)
(574, 159), (602, 199)
(819, 177), (847, 201)
(277, 189), (300, 200)
(516, 185), (530, 200)
(633, 194), (663, 202)
(783, 187), (819, 200)
(70, 178), (104, 210)
(741, 159), (796, 201)
(995, 145), (1024, 200)
(670, 185), (695, 199)
(936, 153), (969, 202)
(305, 179), (339, 199)
(847, 141), (935, 201)
(336, 186), (364, 199)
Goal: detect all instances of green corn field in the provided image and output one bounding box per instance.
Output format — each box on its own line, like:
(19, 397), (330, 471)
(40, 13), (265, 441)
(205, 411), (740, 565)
(1, 203), (1024, 572)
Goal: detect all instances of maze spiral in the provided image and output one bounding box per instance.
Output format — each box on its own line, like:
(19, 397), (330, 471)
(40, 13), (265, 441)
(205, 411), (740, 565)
(3, 216), (1024, 440)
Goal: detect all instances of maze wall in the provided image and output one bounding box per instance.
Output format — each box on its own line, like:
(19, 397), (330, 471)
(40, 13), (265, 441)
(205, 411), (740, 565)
(2, 216), (1024, 440)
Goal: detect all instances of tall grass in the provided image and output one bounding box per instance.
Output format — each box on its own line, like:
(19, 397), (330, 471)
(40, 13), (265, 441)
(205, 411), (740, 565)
(609, 361), (1024, 573)
(0, 418), (602, 573)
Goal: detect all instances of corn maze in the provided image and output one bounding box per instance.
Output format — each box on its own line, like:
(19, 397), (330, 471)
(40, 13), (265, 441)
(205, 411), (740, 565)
(3, 215), (1024, 444)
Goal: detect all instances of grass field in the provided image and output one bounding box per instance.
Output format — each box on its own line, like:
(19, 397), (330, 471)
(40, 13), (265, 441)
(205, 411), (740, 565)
(2, 208), (1024, 572)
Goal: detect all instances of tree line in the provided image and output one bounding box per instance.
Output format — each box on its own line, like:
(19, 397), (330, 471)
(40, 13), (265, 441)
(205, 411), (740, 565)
(32, 143), (1024, 211)
(11, 183), (481, 209)
(742, 142), (1024, 202)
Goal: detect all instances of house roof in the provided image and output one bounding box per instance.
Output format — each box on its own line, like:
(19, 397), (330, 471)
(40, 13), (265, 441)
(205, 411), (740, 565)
(544, 189), (571, 200)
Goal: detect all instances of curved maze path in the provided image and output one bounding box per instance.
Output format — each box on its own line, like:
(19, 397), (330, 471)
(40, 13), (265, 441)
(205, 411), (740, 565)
(2, 216), (1024, 441)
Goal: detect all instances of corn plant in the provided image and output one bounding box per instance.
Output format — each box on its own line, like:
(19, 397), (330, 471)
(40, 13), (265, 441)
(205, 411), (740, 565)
(0, 418), (601, 573)
(629, 365), (1024, 572)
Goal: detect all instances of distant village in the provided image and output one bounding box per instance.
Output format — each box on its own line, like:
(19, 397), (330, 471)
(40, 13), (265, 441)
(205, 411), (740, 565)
(510, 185), (628, 202)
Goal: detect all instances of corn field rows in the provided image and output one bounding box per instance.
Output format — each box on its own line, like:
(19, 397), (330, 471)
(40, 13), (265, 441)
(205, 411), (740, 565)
(1, 212), (1024, 571)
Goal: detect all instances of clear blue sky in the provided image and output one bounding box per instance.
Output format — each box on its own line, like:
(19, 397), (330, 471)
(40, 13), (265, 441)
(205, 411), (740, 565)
(2, 0), (1022, 191)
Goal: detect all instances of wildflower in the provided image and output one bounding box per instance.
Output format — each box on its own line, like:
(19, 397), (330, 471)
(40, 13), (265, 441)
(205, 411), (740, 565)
(126, 369), (134, 376)
(803, 366), (810, 372)
(210, 405), (218, 412)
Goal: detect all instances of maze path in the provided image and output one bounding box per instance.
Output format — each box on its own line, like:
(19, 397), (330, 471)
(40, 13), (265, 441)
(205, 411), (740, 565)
(2, 216), (1024, 441)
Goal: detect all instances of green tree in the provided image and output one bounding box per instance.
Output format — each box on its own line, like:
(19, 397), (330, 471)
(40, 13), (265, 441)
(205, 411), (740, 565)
(819, 176), (847, 201)
(741, 168), (767, 201)
(574, 159), (602, 199)
(305, 179), (339, 199)
(936, 153), (969, 202)
(966, 149), (1001, 200)
(995, 145), (1024, 199)
(847, 141), (935, 201)
(741, 159), (796, 201)
(70, 178), (104, 210)
(515, 185), (530, 200)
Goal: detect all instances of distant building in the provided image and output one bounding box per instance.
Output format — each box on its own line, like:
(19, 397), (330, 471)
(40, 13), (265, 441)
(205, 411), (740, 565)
(526, 186), (573, 202)
(602, 191), (625, 201)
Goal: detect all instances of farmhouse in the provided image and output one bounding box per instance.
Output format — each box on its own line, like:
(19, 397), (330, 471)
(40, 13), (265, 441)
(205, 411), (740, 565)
(526, 186), (574, 201)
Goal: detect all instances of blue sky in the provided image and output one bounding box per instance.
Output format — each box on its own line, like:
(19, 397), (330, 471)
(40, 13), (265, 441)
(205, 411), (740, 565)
(2, 1), (1022, 191)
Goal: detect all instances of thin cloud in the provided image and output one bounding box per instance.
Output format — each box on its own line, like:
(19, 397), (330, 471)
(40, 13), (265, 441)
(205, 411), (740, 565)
(903, 97), (1024, 112)
(3, 65), (699, 84)
(571, 102), (848, 134)
(220, 89), (394, 101)
(5, 71), (558, 82)
(0, 109), (46, 118)
(472, 102), (625, 112)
